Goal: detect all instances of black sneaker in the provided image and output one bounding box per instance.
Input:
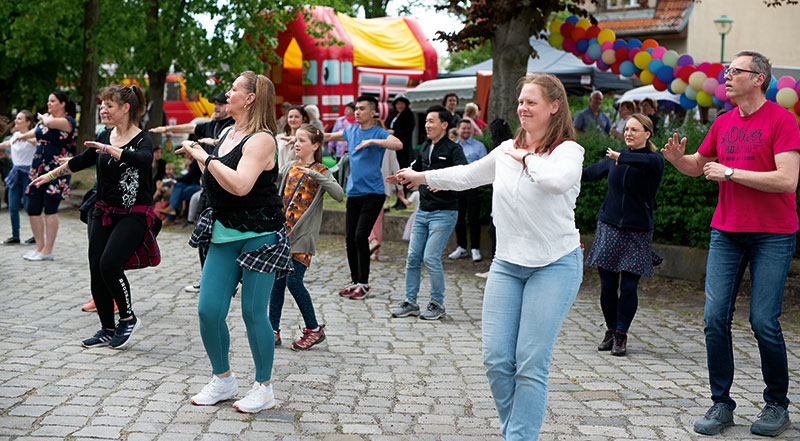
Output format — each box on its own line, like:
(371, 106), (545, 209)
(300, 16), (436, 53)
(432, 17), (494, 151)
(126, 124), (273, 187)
(24, 236), (35, 244)
(597, 330), (614, 351)
(694, 402), (734, 435)
(611, 331), (627, 356)
(81, 329), (114, 348)
(2, 237), (20, 245)
(751, 403), (790, 437)
(109, 316), (141, 349)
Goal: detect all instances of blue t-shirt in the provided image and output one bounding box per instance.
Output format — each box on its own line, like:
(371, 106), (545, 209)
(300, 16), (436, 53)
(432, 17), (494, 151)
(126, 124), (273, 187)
(344, 125), (391, 197)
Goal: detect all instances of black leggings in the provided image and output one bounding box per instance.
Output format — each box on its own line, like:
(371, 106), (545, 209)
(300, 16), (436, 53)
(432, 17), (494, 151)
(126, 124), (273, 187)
(345, 193), (385, 284)
(88, 213), (147, 329)
(455, 188), (481, 249)
(598, 267), (641, 333)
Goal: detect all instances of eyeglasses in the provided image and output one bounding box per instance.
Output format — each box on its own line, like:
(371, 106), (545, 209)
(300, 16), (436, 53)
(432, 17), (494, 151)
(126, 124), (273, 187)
(724, 67), (762, 77)
(624, 127), (647, 133)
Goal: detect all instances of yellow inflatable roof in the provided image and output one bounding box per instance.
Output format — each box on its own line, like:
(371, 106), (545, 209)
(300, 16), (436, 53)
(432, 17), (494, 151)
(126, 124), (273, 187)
(336, 13), (426, 71)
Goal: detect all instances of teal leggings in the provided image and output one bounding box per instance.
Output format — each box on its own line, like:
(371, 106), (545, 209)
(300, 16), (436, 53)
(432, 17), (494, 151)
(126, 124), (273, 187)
(198, 234), (276, 383)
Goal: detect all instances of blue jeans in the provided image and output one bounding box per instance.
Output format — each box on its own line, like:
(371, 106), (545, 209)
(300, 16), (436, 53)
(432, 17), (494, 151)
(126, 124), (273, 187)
(167, 182), (201, 219)
(8, 170), (29, 239)
(404, 209), (458, 305)
(268, 258), (319, 332)
(704, 228), (795, 409)
(198, 234), (277, 383)
(482, 249), (583, 441)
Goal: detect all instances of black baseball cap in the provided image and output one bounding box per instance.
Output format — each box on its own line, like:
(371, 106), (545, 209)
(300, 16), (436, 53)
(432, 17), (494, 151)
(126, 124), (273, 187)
(209, 92), (228, 104)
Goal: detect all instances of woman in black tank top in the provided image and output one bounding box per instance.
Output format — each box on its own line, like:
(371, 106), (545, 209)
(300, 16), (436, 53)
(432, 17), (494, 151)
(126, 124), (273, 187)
(177, 71), (292, 414)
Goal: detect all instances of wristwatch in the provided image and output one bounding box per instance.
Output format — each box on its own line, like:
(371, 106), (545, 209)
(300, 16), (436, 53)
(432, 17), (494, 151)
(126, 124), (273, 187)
(205, 154), (219, 168)
(724, 167), (735, 181)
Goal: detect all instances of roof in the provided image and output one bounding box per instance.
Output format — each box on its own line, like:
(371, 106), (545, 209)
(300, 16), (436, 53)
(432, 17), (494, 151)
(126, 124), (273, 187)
(406, 76), (476, 112)
(336, 13), (427, 70)
(597, 0), (693, 37)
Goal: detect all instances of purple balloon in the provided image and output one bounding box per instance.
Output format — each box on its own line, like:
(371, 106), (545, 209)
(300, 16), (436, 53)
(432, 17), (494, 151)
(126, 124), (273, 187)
(724, 100), (735, 111)
(597, 60), (610, 70)
(717, 69), (725, 83)
(677, 54), (694, 66)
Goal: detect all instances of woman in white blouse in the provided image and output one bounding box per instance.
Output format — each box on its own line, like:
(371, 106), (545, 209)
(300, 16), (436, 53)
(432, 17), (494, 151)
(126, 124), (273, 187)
(395, 73), (584, 440)
(0, 111), (36, 244)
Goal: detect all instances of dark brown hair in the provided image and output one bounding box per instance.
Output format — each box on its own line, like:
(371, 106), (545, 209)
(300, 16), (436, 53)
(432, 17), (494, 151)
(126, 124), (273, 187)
(283, 105), (309, 136)
(100, 85), (146, 126)
(297, 123), (323, 163)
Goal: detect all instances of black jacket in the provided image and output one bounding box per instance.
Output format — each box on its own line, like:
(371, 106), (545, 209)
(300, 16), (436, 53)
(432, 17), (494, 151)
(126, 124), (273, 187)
(412, 136), (467, 212)
(582, 147), (664, 231)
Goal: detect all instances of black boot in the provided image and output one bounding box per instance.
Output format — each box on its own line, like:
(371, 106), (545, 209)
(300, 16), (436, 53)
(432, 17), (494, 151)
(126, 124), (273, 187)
(597, 329), (614, 351)
(611, 331), (627, 356)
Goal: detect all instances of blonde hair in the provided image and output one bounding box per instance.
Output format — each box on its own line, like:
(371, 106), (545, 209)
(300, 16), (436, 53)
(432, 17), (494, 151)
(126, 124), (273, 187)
(513, 73), (574, 154)
(238, 71), (277, 135)
(626, 113), (657, 152)
(464, 103), (479, 119)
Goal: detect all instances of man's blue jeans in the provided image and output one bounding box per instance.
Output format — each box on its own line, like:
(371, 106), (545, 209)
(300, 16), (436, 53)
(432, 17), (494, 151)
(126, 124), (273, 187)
(167, 182), (201, 220)
(405, 209), (458, 305)
(704, 228), (795, 409)
(482, 249), (583, 440)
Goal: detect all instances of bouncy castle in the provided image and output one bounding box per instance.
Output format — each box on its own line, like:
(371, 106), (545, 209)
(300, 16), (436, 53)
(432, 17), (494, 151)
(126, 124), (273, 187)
(268, 6), (437, 124)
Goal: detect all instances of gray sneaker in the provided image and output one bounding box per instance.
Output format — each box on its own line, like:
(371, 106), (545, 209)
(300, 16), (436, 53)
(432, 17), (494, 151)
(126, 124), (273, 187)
(694, 402), (734, 435)
(420, 301), (445, 320)
(391, 301), (420, 318)
(751, 403), (790, 437)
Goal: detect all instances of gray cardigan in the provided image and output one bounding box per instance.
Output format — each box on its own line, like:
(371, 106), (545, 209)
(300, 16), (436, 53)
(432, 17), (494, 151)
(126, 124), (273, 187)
(278, 161), (344, 255)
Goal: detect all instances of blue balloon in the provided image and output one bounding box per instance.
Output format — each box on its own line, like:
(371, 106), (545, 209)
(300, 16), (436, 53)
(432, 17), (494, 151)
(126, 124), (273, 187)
(645, 48), (654, 55)
(769, 76), (778, 89)
(766, 87), (778, 102)
(627, 39), (642, 49)
(648, 59), (664, 74)
(656, 65), (674, 83)
(712, 96), (724, 107)
(576, 38), (589, 53)
(588, 37), (598, 46)
(613, 40), (627, 50)
(619, 60), (635, 77)
(566, 15), (579, 24)
(680, 94), (698, 109)
(587, 44), (602, 60)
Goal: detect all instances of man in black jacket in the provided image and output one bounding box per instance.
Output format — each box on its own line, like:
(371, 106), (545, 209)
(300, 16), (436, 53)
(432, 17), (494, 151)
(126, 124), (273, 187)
(389, 105), (467, 320)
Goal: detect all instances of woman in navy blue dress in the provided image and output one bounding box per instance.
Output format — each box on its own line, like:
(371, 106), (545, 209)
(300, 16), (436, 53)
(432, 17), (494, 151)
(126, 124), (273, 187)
(583, 113), (664, 356)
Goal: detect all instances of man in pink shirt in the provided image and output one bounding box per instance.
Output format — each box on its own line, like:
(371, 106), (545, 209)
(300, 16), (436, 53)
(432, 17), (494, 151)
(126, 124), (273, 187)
(663, 51), (800, 438)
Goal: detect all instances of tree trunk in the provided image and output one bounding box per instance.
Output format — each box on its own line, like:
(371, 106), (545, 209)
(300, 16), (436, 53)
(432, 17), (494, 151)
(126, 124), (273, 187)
(77, 0), (100, 153)
(489, 9), (535, 125)
(146, 69), (167, 145)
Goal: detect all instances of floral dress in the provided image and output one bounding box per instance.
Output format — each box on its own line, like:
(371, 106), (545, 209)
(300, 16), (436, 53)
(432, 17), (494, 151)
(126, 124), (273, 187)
(29, 116), (77, 200)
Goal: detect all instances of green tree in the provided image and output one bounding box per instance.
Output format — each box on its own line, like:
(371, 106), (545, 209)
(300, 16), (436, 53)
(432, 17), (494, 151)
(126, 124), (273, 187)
(445, 41), (492, 72)
(436, 0), (596, 123)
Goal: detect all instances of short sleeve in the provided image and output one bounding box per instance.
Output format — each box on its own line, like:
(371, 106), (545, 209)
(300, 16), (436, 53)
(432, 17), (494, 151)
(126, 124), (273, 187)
(773, 109), (800, 155)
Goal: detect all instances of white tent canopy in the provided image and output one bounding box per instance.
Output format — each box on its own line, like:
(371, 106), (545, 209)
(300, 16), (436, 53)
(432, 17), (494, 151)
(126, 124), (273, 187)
(406, 76), (476, 113)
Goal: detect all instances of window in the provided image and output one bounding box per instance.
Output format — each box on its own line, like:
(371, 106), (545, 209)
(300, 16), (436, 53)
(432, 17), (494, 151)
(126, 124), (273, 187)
(341, 62), (353, 84)
(165, 81), (181, 102)
(322, 60), (340, 85)
(303, 60), (317, 86)
(607, 0), (638, 9)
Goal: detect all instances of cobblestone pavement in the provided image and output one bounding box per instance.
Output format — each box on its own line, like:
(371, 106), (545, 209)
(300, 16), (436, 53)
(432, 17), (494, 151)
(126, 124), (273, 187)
(1, 212), (799, 441)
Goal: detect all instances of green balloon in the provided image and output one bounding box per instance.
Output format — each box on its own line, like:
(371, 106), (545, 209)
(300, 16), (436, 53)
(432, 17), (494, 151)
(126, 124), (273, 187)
(662, 50), (679, 68)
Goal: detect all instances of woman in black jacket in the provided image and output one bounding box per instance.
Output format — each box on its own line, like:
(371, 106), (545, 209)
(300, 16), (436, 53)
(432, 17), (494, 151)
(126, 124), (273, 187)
(385, 95), (415, 169)
(582, 113), (664, 356)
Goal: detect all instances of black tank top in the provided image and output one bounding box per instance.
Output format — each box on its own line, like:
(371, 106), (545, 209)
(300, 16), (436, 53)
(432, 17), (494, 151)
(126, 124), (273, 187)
(204, 129), (285, 233)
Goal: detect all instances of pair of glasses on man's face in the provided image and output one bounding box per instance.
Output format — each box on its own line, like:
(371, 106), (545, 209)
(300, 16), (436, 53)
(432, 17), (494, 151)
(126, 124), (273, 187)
(724, 67), (762, 77)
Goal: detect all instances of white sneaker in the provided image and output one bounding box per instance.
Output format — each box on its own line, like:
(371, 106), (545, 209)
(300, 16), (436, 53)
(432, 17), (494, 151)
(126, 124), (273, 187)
(25, 252), (53, 261)
(191, 374), (238, 406)
(23, 250), (40, 259)
(184, 283), (200, 293)
(448, 247), (468, 260)
(471, 249), (482, 262)
(233, 382), (276, 413)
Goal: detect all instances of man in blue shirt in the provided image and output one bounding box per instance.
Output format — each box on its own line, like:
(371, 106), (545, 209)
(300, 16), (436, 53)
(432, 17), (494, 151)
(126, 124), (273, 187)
(325, 96), (402, 300)
(574, 90), (611, 135)
(448, 118), (487, 262)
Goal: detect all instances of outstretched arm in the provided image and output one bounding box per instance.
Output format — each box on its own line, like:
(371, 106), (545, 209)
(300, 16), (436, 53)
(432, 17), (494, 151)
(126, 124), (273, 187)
(661, 133), (714, 177)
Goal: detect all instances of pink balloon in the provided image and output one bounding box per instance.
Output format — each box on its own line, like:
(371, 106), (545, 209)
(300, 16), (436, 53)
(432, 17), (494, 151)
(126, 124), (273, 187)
(777, 75), (796, 90)
(715, 83), (728, 102)
(562, 39), (576, 53)
(673, 66), (683, 78)
(601, 41), (614, 51)
(702, 78), (719, 95)
(697, 62), (711, 73)
(651, 46), (667, 60)
(582, 53), (594, 65)
(628, 47), (641, 62)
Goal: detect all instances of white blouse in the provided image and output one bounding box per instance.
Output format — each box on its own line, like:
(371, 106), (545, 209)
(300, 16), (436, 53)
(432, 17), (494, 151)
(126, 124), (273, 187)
(9, 132), (36, 167)
(425, 139), (584, 268)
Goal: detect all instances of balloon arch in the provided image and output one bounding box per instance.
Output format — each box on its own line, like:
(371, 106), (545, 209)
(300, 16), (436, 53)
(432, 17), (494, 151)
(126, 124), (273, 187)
(548, 16), (800, 122)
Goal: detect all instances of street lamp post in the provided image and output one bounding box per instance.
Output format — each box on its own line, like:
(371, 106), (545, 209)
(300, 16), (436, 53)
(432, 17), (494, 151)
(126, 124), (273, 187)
(713, 15), (734, 63)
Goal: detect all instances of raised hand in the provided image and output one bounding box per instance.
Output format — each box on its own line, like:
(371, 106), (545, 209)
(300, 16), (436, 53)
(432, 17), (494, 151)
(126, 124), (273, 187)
(661, 133), (687, 163)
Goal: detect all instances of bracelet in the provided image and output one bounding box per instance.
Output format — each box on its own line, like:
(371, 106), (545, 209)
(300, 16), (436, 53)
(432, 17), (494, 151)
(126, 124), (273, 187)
(48, 172), (56, 181)
(101, 144), (108, 154)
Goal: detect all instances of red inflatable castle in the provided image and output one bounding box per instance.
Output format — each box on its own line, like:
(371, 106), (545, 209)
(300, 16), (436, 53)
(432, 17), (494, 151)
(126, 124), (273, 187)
(269, 6), (437, 124)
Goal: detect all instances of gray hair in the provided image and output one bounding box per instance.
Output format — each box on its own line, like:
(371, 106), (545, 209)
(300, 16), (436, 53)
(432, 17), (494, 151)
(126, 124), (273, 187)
(590, 90), (603, 99)
(736, 50), (771, 93)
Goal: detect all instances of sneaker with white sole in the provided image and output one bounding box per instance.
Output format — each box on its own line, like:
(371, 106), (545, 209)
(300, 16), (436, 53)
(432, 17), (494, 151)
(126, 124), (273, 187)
(420, 301), (446, 320)
(448, 246), (468, 260)
(471, 249), (482, 262)
(391, 301), (420, 318)
(24, 251), (53, 261)
(184, 283), (200, 293)
(233, 382), (276, 413)
(81, 328), (114, 348)
(109, 316), (141, 349)
(191, 374), (238, 406)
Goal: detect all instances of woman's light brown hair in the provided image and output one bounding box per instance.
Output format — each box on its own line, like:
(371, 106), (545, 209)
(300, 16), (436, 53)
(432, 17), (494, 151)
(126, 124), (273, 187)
(238, 71), (277, 135)
(513, 73), (574, 154)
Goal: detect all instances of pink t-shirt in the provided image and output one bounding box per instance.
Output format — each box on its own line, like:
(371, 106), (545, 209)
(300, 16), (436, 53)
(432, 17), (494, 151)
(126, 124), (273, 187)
(697, 101), (800, 233)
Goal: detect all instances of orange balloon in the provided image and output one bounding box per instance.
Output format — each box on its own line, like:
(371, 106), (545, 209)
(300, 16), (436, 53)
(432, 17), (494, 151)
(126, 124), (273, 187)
(642, 39), (658, 50)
